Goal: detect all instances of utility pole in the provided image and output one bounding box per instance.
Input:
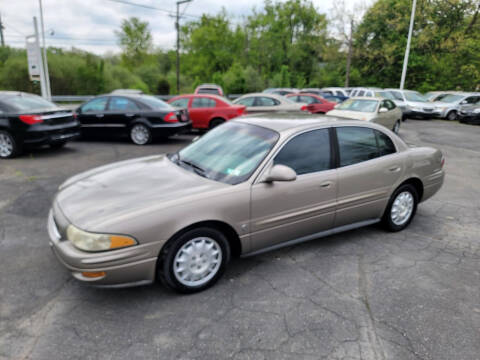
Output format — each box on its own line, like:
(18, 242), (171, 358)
(344, 19), (354, 88)
(400, 0), (417, 90)
(38, 0), (51, 100)
(176, 0), (192, 94)
(33, 17), (48, 99)
(0, 13), (5, 47)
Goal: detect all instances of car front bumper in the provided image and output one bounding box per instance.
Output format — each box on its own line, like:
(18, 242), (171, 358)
(404, 109), (441, 119)
(25, 121), (81, 146)
(47, 208), (164, 287)
(458, 113), (480, 124)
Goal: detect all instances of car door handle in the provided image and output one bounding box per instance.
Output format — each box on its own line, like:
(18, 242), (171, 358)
(388, 166), (401, 172)
(125, 113), (135, 117)
(320, 181), (333, 188)
(95, 114), (104, 118)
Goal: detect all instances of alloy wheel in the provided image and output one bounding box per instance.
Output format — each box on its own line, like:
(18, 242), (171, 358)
(0, 133), (14, 158)
(130, 124), (150, 145)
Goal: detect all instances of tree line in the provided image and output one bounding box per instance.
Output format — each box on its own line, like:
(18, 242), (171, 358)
(0, 0), (478, 96)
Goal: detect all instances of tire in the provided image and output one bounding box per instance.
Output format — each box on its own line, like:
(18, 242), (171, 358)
(402, 114), (407, 122)
(392, 120), (401, 134)
(382, 184), (419, 232)
(130, 123), (152, 145)
(0, 130), (21, 159)
(49, 141), (67, 150)
(158, 227), (231, 293)
(446, 111), (457, 121)
(209, 118), (225, 129)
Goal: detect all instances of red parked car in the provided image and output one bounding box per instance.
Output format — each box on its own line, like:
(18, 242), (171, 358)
(168, 94), (246, 129)
(286, 93), (336, 114)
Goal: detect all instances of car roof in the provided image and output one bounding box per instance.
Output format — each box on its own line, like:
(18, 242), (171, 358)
(234, 112), (385, 133)
(349, 96), (381, 100)
(0, 91), (34, 97)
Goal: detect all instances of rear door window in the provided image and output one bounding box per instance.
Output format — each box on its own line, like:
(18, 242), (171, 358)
(192, 97), (217, 108)
(236, 97), (255, 107)
(108, 97), (139, 111)
(256, 97), (279, 106)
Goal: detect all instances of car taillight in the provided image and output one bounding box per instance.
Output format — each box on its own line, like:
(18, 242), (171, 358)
(441, 156), (445, 169)
(19, 114), (43, 125)
(237, 106), (246, 115)
(164, 112), (179, 123)
(301, 105), (308, 111)
(73, 112), (78, 120)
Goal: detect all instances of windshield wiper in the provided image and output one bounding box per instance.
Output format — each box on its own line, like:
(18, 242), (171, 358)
(179, 158), (208, 177)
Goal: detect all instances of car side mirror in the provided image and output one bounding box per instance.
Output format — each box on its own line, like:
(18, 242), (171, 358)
(379, 107), (388, 113)
(263, 164), (297, 183)
(460, 100), (467, 105)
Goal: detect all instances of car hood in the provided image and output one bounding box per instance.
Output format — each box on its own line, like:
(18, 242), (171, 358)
(406, 101), (433, 108)
(326, 109), (374, 120)
(55, 155), (227, 231)
(433, 101), (457, 107)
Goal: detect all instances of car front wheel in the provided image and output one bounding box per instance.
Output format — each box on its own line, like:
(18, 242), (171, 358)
(130, 123), (152, 145)
(393, 120), (401, 134)
(0, 130), (20, 159)
(382, 184), (418, 232)
(446, 111), (457, 121)
(158, 227), (231, 293)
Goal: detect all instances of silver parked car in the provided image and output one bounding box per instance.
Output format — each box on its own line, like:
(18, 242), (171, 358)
(48, 115), (445, 293)
(384, 89), (441, 120)
(233, 93), (306, 113)
(326, 97), (403, 133)
(433, 93), (480, 121)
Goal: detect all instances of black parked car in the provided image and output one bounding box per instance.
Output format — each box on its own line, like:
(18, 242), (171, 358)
(458, 103), (480, 125)
(75, 94), (191, 145)
(0, 91), (80, 159)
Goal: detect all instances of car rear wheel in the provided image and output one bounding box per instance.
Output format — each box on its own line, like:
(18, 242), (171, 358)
(209, 118), (225, 129)
(0, 130), (20, 159)
(446, 111), (457, 121)
(130, 123), (152, 145)
(382, 184), (418, 232)
(158, 227), (230, 293)
(393, 120), (401, 134)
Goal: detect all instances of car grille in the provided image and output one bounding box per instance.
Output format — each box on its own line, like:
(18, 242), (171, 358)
(423, 108), (433, 112)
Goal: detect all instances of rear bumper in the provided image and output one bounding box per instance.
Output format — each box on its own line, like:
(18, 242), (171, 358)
(151, 122), (191, 137)
(47, 209), (164, 287)
(422, 170), (445, 202)
(24, 121), (81, 146)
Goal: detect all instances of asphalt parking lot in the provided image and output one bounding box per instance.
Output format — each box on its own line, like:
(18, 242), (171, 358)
(1, 120), (479, 360)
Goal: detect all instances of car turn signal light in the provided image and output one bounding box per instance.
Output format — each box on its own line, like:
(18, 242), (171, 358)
(164, 112), (179, 123)
(81, 271), (106, 278)
(67, 225), (138, 252)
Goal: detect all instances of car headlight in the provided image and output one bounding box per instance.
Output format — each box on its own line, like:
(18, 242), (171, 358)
(67, 225), (137, 252)
(473, 108), (480, 113)
(411, 106), (423, 111)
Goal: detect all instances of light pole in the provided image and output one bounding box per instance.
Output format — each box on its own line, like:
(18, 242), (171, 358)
(176, 0), (192, 94)
(38, 0), (51, 100)
(400, 0), (416, 90)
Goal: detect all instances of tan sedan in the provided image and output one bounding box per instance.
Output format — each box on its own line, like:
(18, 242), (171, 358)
(327, 97), (403, 133)
(233, 93), (306, 113)
(48, 114), (444, 293)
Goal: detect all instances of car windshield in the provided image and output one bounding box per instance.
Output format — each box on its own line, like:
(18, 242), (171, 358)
(6, 94), (59, 112)
(404, 91), (427, 102)
(376, 91), (395, 100)
(198, 88), (221, 95)
(139, 95), (173, 110)
(174, 122), (279, 185)
(439, 94), (464, 103)
(336, 99), (379, 112)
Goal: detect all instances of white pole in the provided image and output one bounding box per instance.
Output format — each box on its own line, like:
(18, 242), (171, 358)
(400, 0), (416, 90)
(38, 0), (51, 100)
(33, 17), (47, 99)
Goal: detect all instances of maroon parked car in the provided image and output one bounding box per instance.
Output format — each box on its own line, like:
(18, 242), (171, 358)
(286, 93), (336, 114)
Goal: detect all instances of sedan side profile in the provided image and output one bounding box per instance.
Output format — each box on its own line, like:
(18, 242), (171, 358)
(233, 93), (306, 113)
(48, 115), (444, 293)
(168, 94), (246, 129)
(327, 97), (403, 133)
(0, 91), (80, 159)
(75, 94), (191, 145)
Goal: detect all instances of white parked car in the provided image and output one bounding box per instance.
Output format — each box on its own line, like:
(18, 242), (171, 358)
(384, 89), (440, 120)
(433, 93), (480, 120)
(326, 97), (402, 133)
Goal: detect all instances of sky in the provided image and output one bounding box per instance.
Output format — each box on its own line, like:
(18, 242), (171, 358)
(1, 0), (370, 55)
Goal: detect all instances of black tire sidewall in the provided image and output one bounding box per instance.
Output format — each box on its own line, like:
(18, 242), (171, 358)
(130, 123), (152, 145)
(382, 184), (419, 232)
(209, 118), (225, 129)
(159, 227), (231, 293)
(447, 111), (457, 121)
(0, 130), (20, 159)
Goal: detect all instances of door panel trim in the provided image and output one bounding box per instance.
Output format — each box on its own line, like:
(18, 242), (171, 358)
(242, 218), (380, 257)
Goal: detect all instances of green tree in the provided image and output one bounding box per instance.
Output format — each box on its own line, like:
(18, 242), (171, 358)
(115, 17), (153, 69)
